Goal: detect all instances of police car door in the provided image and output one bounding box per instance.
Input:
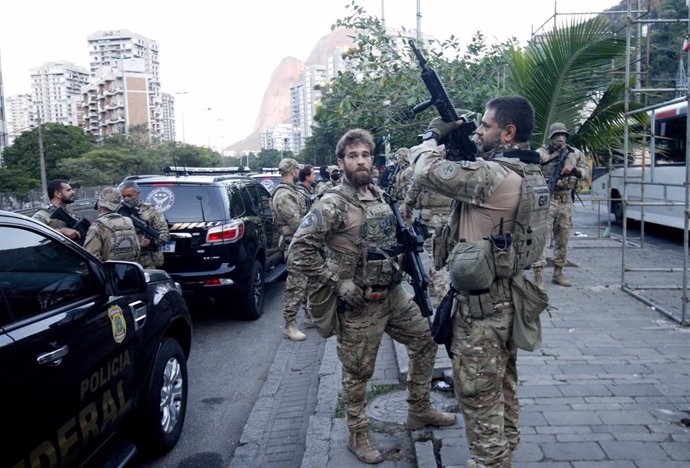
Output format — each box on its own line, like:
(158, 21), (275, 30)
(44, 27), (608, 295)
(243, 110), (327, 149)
(0, 222), (139, 468)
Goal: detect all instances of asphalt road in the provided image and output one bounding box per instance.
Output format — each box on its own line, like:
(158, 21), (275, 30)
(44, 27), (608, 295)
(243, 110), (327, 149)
(137, 279), (288, 468)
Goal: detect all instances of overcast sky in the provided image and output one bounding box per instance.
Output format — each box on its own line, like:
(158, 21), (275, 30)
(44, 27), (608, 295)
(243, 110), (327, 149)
(1, 0), (620, 150)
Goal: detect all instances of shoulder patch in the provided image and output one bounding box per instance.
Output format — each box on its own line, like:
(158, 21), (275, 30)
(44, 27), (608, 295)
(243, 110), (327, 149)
(438, 161), (459, 180)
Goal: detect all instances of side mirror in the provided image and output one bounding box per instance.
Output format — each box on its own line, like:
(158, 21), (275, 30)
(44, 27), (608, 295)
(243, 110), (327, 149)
(104, 261), (147, 295)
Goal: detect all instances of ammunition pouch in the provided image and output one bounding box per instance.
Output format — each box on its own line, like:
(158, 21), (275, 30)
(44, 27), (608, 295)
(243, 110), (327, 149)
(448, 239), (495, 292)
(432, 223), (456, 271)
(362, 254), (404, 287)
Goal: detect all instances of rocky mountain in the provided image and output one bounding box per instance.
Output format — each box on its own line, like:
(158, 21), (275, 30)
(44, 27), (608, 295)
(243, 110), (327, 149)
(227, 28), (353, 152)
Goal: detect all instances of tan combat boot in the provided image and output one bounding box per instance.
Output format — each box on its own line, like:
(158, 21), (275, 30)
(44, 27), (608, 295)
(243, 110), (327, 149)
(533, 266), (544, 289)
(552, 266), (572, 287)
(283, 320), (306, 341)
(407, 406), (456, 430)
(347, 430), (384, 464)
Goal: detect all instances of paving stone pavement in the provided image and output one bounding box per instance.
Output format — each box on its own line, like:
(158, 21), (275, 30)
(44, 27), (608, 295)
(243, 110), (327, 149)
(233, 203), (690, 467)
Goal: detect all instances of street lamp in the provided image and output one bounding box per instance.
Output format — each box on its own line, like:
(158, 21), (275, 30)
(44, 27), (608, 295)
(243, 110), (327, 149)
(174, 91), (188, 143)
(202, 107), (213, 149)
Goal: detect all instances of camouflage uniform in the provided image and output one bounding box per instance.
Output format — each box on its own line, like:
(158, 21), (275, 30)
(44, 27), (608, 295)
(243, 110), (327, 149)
(532, 140), (590, 287)
(403, 180), (453, 299)
(296, 181), (316, 210)
(288, 181), (445, 434)
(131, 201), (170, 268)
(32, 204), (72, 230)
(315, 168), (341, 197)
(413, 142), (531, 467)
(271, 179), (310, 325)
(84, 188), (140, 262)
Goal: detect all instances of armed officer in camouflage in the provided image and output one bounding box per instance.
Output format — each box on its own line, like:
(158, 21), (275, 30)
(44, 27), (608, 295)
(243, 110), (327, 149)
(315, 166), (342, 196)
(84, 187), (140, 262)
(296, 164), (317, 211)
(118, 180), (170, 268)
(413, 96), (548, 468)
(271, 158), (311, 341)
(401, 175), (453, 302)
(389, 147), (413, 201)
(288, 129), (455, 464)
(531, 122), (590, 288)
(32, 179), (83, 242)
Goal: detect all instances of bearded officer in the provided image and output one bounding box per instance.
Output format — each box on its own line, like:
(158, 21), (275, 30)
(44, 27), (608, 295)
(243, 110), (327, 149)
(84, 187), (140, 262)
(32, 179), (83, 242)
(531, 122), (589, 288)
(288, 129), (455, 464)
(413, 96), (548, 467)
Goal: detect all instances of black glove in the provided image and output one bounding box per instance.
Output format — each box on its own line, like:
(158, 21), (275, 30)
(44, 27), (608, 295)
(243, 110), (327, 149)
(427, 117), (461, 141)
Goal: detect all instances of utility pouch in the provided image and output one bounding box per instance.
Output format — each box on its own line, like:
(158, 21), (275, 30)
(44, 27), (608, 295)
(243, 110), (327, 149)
(491, 239), (515, 279)
(308, 285), (339, 339)
(448, 239), (495, 292)
(432, 223), (455, 271)
(467, 292), (494, 319)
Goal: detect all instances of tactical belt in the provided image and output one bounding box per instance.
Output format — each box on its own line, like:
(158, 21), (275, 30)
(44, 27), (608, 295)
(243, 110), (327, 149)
(366, 246), (404, 261)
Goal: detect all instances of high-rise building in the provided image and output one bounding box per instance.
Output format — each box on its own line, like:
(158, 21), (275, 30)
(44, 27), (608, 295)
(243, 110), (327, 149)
(81, 59), (151, 140)
(260, 123), (300, 152)
(87, 30), (162, 140)
(290, 65), (327, 152)
(160, 93), (175, 142)
(0, 52), (8, 161)
(5, 94), (34, 146)
(30, 62), (89, 126)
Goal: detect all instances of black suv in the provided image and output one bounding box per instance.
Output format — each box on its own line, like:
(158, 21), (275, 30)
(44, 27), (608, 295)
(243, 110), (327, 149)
(0, 210), (192, 467)
(133, 168), (285, 319)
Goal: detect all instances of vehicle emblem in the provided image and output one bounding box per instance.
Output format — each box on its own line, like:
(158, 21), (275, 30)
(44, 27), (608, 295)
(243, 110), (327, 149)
(146, 187), (175, 213)
(108, 305), (127, 344)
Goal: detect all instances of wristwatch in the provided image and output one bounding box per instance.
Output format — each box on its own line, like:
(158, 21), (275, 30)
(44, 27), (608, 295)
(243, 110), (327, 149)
(422, 130), (440, 142)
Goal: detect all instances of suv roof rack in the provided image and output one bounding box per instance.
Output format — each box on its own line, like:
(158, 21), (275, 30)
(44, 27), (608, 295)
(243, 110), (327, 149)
(260, 167), (280, 174)
(163, 166), (251, 176)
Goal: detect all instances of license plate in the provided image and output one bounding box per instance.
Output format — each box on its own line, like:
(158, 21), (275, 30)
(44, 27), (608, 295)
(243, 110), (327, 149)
(162, 241), (176, 253)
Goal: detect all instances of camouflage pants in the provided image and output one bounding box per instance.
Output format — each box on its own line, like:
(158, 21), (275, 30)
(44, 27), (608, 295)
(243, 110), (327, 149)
(336, 283), (437, 432)
(533, 194), (573, 268)
(138, 250), (164, 269)
(451, 304), (519, 467)
(421, 212), (450, 299)
(284, 269), (311, 323)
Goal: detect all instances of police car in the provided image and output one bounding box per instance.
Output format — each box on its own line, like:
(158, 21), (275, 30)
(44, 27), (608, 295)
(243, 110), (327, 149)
(0, 210), (193, 467)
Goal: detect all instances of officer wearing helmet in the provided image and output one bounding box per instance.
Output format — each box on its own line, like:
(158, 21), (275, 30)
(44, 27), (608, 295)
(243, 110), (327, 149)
(531, 122), (590, 288)
(83, 187), (140, 262)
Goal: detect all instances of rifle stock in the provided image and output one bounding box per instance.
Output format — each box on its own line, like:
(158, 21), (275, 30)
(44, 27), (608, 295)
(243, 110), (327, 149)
(409, 40), (478, 162)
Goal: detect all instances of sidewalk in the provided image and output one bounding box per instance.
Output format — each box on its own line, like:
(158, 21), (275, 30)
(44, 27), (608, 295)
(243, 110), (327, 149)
(236, 204), (690, 467)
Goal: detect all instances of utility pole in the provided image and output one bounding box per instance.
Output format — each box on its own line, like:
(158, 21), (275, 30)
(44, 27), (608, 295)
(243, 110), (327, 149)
(416, 0), (422, 40)
(36, 110), (48, 204)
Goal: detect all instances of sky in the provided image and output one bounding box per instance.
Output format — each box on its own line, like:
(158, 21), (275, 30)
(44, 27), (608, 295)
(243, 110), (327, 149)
(0, 0), (620, 150)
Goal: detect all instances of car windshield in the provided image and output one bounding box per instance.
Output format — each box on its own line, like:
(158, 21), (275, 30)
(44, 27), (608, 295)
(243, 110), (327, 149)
(137, 184), (231, 222)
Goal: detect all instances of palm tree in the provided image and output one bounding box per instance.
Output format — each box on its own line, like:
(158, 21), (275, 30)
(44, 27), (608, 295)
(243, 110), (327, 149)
(508, 16), (648, 165)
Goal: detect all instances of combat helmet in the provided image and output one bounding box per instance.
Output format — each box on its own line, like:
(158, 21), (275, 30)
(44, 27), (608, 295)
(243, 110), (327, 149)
(547, 122), (569, 139)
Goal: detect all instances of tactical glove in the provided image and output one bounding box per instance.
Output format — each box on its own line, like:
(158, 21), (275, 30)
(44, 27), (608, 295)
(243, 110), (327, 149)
(427, 117), (460, 141)
(337, 278), (366, 308)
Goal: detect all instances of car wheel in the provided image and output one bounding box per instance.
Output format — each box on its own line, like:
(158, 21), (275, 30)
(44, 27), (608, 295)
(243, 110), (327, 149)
(136, 338), (188, 455)
(240, 259), (265, 320)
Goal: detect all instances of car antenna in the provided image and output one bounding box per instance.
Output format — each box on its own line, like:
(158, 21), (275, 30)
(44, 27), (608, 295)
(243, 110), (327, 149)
(196, 195), (207, 223)
(169, 147), (188, 176)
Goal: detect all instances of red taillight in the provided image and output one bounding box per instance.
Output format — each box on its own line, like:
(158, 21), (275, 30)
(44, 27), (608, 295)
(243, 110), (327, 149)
(206, 221), (245, 243)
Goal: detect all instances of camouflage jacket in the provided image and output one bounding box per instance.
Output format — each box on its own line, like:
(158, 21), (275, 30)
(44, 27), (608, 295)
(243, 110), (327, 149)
(271, 181), (307, 236)
(133, 201), (170, 249)
(539, 144), (589, 195)
(83, 213), (140, 262)
(32, 204), (74, 230)
(389, 164), (413, 200)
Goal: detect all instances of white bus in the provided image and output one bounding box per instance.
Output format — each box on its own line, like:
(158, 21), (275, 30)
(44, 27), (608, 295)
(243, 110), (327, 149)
(592, 99), (688, 229)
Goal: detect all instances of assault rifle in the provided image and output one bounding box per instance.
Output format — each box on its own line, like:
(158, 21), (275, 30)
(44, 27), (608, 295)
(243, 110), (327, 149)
(388, 196), (434, 327)
(408, 39), (478, 162)
(50, 207), (91, 245)
(118, 203), (161, 247)
(546, 145), (575, 194)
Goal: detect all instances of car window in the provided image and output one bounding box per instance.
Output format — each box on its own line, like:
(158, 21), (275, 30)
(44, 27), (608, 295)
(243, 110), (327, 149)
(256, 185), (272, 213)
(252, 175), (281, 193)
(242, 185), (263, 215)
(0, 226), (99, 326)
(226, 185), (246, 218)
(138, 185), (229, 221)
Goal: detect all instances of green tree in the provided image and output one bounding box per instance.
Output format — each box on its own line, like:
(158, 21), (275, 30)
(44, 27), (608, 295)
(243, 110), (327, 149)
(0, 167), (39, 201)
(2, 124), (95, 180)
(508, 16), (648, 164)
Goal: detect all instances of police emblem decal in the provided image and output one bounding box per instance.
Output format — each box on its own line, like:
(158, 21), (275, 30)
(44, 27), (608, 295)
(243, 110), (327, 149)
(108, 305), (127, 344)
(146, 187), (175, 213)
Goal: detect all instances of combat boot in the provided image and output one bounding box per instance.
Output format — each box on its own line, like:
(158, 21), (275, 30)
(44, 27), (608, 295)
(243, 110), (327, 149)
(283, 321), (306, 341)
(552, 266), (572, 287)
(533, 266), (544, 289)
(347, 430), (384, 464)
(407, 406), (456, 430)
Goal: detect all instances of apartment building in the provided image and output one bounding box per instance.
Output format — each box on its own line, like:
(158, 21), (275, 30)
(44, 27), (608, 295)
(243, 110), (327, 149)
(30, 62), (89, 126)
(261, 123), (300, 153)
(87, 30), (163, 140)
(5, 94), (33, 146)
(160, 93), (176, 142)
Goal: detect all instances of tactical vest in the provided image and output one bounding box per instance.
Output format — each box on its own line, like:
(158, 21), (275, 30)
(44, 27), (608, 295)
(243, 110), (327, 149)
(324, 186), (404, 287)
(493, 156), (549, 272)
(97, 214), (139, 261)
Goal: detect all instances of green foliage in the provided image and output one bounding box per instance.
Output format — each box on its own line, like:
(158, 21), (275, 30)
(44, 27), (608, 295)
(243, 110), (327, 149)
(301, 1), (512, 164)
(0, 167), (39, 200)
(508, 16), (648, 164)
(254, 149), (285, 170)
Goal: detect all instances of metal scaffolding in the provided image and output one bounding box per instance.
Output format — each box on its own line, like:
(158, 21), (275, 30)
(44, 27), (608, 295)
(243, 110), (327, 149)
(619, 0), (690, 325)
